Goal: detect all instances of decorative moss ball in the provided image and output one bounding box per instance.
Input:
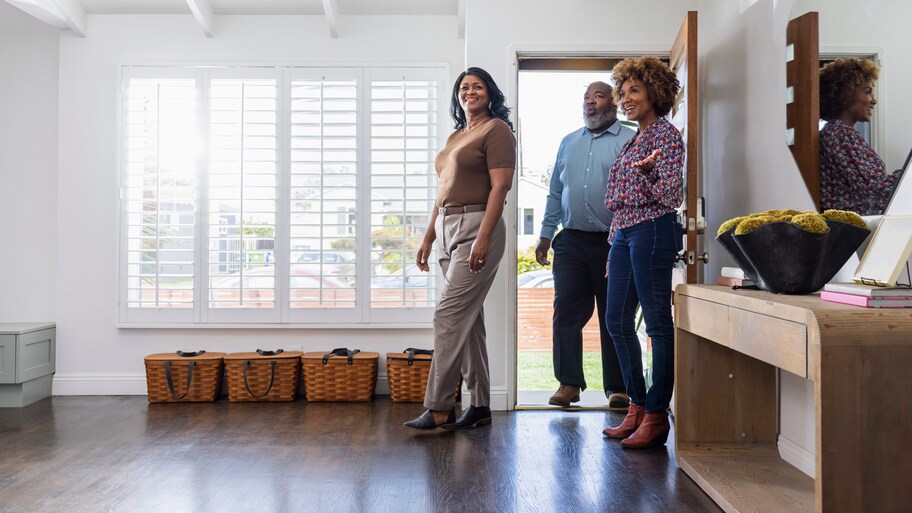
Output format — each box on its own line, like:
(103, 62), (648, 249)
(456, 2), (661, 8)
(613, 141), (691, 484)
(734, 215), (776, 235)
(761, 209), (802, 218)
(718, 215), (749, 236)
(822, 209), (866, 229)
(791, 212), (829, 233)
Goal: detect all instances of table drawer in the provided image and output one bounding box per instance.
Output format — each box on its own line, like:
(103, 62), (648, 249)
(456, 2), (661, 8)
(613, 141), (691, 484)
(729, 308), (806, 378)
(677, 297), (807, 378)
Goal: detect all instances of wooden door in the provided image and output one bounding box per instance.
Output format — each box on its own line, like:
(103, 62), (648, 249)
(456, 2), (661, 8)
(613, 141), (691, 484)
(669, 11), (702, 284)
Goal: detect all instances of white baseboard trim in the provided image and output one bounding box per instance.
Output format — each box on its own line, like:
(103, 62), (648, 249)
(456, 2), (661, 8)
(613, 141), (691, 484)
(778, 434), (816, 478)
(462, 386), (509, 411)
(53, 373), (391, 397)
(53, 373), (148, 395)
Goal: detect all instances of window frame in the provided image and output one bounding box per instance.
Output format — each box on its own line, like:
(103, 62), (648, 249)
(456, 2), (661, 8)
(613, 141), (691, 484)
(116, 63), (449, 328)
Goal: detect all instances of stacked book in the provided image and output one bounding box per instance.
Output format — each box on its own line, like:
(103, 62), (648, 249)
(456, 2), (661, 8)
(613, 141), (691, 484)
(821, 283), (912, 308)
(717, 267), (754, 287)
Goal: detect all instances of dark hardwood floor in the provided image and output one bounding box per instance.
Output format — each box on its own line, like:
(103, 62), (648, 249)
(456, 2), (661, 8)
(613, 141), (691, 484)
(0, 397), (720, 513)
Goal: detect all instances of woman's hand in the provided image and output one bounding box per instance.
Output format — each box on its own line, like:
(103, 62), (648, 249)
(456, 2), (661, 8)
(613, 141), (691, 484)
(633, 148), (661, 174)
(416, 238), (433, 272)
(469, 237), (489, 273)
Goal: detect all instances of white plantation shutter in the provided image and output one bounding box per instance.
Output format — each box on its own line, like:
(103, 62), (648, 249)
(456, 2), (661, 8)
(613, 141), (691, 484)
(286, 69), (359, 319)
(119, 65), (445, 326)
(121, 68), (198, 322)
(206, 69), (279, 321)
(368, 69), (441, 312)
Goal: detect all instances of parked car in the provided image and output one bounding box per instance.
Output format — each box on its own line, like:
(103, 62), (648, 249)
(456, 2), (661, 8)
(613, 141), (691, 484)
(210, 265), (350, 290)
(295, 251), (355, 264)
(372, 266), (429, 289)
(517, 269), (553, 288)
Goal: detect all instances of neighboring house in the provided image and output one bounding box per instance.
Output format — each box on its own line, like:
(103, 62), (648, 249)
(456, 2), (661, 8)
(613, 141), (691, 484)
(516, 173), (549, 251)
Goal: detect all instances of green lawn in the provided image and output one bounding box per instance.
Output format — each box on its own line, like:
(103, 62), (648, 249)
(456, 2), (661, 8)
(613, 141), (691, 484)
(517, 350), (652, 391)
(517, 351), (605, 391)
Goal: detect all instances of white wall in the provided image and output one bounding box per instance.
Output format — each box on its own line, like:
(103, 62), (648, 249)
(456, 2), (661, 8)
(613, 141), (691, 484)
(0, 3), (59, 322)
(697, 0), (813, 279)
(54, 14), (463, 395)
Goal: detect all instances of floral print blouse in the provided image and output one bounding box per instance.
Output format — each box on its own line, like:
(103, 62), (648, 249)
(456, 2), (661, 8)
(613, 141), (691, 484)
(605, 117), (684, 241)
(820, 119), (899, 215)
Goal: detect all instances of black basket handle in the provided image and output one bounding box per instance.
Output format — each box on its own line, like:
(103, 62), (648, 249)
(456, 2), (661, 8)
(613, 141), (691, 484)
(403, 347), (434, 366)
(163, 360), (196, 400)
(243, 360), (277, 398)
(322, 347), (361, 365)
(177, 350), (205, 357)
(256, 349), (284, 356)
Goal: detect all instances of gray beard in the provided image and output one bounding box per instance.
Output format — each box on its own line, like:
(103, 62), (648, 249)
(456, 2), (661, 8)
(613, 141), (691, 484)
(584, 110), (615, 131)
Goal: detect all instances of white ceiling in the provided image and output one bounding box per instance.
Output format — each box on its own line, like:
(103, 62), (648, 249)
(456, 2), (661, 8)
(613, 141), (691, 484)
(4, 0), (462, 38)
(75, 0), (459, 15)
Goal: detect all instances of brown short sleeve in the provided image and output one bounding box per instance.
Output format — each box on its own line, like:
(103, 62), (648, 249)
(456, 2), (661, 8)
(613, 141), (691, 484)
(484, 120), (516, 170)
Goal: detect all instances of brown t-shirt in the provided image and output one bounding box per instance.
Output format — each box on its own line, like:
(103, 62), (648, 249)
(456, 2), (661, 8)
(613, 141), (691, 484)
(434, 117), (516, 207)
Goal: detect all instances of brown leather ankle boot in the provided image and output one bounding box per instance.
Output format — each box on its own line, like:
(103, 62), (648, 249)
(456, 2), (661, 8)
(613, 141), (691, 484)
(621, 410), (670, 449)
(602, 403), (644, 439)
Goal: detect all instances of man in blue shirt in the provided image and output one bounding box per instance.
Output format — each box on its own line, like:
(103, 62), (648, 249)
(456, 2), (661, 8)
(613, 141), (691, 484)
(536, 81), (634, 408)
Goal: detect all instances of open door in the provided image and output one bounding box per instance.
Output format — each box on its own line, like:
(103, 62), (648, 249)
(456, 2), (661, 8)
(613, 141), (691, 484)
(669, 11), (704, 285)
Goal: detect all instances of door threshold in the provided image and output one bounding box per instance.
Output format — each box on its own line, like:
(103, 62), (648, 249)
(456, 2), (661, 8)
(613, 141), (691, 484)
(515, 389), (625, 411)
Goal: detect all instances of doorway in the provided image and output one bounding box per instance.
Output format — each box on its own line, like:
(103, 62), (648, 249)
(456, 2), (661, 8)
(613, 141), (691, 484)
(514, 61), (638, 409)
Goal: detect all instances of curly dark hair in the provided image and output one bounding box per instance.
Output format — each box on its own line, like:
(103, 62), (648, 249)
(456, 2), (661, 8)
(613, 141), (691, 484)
(449, 67), (513, 130)
(611, 57), (679, 118)
(819, 58), (880, 121)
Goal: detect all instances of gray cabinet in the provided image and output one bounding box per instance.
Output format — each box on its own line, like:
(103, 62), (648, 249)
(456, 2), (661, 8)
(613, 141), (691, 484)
(0, 323), (56, 407)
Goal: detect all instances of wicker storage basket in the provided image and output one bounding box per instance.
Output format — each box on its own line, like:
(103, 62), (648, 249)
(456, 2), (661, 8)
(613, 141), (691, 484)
(144, 351), (225, 403)
(224, 350), (303, 402)
(386, 349), (434, 403)
(301, 349), (378, 402)
(386, 348), (461, 403)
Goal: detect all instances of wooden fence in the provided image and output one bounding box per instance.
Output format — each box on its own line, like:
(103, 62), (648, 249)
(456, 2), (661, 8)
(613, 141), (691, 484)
(517, 288), (603, 352)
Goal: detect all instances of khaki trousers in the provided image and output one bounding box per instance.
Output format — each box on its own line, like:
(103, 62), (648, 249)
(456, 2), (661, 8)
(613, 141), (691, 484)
(424, 210), (505, 411)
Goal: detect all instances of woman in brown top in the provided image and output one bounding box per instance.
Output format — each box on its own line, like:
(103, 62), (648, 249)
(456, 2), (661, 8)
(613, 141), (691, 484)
(404, 67), (516, 430)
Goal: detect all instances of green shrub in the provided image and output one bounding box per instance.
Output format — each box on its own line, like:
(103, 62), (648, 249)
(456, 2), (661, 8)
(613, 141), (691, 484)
(518, 245), (547, 274)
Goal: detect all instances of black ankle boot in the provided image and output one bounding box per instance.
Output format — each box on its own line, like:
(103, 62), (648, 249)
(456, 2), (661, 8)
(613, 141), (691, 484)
(403, 408), (456, 429)
(442, 406), (492, 430)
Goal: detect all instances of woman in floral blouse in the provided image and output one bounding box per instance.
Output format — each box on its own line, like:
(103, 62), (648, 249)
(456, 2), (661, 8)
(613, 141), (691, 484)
(819, 58), (899, 215)
(601, 57), (684, 449)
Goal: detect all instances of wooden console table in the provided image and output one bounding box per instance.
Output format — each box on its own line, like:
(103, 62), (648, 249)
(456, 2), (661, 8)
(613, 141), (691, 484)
(674, 285), (912, 513)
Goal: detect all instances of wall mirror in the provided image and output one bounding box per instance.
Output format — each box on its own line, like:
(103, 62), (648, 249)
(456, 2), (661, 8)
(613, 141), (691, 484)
(788, 0), (910, 215)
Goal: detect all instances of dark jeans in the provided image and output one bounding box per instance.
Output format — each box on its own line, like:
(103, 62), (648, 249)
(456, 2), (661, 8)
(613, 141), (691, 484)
(551, 229), (625, 396)
(605, 214), (681, 413)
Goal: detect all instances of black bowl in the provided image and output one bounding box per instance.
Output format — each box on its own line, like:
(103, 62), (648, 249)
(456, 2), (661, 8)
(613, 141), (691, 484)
(716, 228), (769, 290)
(718, 220), (871, 295)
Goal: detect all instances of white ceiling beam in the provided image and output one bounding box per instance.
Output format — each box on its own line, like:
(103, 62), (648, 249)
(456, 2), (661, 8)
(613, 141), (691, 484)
(457, 0), (465, 39)
(185, 0), (215, 38)
(5, 0), (86, 37)
(321, 0), (339, 39)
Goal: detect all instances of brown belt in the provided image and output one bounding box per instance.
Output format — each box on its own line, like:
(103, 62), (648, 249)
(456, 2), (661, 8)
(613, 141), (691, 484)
(438, 204), (486, 215)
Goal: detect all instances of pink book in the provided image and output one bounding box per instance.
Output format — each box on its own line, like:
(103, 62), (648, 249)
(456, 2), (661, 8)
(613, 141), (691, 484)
(820, 290), (912, 308)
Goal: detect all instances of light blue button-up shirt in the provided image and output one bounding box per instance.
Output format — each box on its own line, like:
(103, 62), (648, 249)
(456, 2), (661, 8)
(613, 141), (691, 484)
(539, 120), (635, 240)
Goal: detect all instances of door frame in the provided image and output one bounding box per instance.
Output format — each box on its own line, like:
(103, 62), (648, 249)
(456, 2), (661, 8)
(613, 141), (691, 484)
(505, 45), (669, 410)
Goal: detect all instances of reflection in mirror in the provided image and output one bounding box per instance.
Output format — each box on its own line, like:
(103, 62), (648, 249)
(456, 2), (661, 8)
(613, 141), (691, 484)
(790, 0), (912, 215)
(818, 58), (900, 215)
